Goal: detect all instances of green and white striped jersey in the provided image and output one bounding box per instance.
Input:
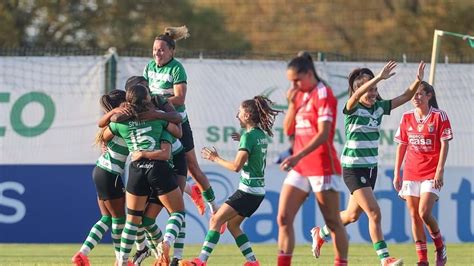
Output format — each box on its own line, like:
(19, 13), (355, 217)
(238, 128), (268, 195)
(96, 136), (129, 176)
(143, 58), (188, 122)
(341, 100), (391, 168)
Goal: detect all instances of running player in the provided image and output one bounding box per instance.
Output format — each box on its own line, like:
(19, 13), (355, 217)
(313, 61), (426, 266)
(276, 52), (348, 266)
(143, 26), (218, 215)
(180, 96), (281, 266)
(394, 81), (451, 266)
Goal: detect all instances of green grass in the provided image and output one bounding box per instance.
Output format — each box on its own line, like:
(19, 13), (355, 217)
(0, 243), (473, 265)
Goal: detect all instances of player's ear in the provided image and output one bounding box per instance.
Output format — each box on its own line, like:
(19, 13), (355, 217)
(244, 112), (251, 121)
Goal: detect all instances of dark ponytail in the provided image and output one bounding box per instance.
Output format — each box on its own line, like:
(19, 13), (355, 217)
(347, 67), (382, 100)
(100, 90), (126, 113)
(420, 81), (439, 108)
(96, 89), (126, 146)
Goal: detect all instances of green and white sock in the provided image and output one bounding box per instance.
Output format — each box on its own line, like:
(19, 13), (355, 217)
(202, 187), (218, 213)
(119, 221), (139, 262)
(235, 233), (256, 261)
(135, 225), (146, 251)
(111, 216), (125, 260)
(374, 240), (390, 261)
(163, 212), (185, 246)
(173, 221), (186, 259)
(79, 215), (112, 255)
(142, 216), (163, 258)
(198, 230), (220, 262)
(320, 225), (331, 240)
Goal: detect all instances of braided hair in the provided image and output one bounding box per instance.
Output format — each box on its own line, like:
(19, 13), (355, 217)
(241, 96), (282, 137)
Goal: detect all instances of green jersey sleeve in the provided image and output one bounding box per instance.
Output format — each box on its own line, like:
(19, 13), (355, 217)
(380, 100), (392, 115)
(109, 122), (119, 136)
(160, 129), (174, 144)
(239, 132), (254, 154)
(143, 62), (150, 80)
(172, 62), (187, 84)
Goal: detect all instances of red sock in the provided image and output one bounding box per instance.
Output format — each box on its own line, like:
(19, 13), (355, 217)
(277, 252), (292, 266)
(415, 241), (428, 262)
(335, 257), (348, 266)
(430, 231), (444, 250)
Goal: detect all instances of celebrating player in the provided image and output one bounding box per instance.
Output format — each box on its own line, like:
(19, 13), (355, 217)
(313, 61), (426, 266)
(143, 26), (218, 215)
(180, 96), (281, 266)
(72, 90), (128, 266)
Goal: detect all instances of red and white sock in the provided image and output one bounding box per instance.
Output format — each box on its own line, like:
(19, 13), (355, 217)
(415, 241), (428, 262)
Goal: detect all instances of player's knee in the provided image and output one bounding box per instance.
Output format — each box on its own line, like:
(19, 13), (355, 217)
(366, 206), (381, 223)
(346, 211), (361, 223)
(227, 219), (240, 233)
(408, 208), (420, 220)
(209, 215), (222, 229)
(418, 209), (432, 223)
(277, 213), (293, 228)
(324, 216), (343, 232)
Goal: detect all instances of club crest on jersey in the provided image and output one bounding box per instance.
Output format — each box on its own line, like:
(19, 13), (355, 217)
(428, 123), (435, 133)
(417, 124), (424, 132)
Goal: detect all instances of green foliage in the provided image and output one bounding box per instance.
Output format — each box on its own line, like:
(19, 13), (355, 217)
(0, 0), (471, 60)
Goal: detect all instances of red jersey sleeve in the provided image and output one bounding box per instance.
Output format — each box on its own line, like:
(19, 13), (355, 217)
(316, 84), (336, 123)
(438, 110), (453, 141)
(394, 113), (408, 144)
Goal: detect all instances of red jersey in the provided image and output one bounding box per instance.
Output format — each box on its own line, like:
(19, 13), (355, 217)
(394, 107), (453, 181)
(292, 82), (341, 176)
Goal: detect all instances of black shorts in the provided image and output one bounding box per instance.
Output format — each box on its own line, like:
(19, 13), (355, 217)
(127, 160), (178, 196)
(180, 120), (195, 152)
(343, 167), (378, 194)
(173, 150), (187, 177)
(92, 166), (125, 200)
(225, 190), (265, 217)
(148, 174), (185, 206)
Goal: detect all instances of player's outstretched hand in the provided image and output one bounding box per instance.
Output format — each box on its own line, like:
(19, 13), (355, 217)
(201, 146), (219, 162)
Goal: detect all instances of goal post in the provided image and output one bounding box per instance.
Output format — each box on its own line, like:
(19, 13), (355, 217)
(429, 29), (473, 86)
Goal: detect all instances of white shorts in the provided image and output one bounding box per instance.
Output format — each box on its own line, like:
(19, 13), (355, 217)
(283, 170), (343, 193)
(398, 180), (440, 200)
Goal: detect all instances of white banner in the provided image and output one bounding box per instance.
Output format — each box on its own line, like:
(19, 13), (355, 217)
(118, 58), (474, 243)
(0, 56), (107, 164)
(118, 58), (473, 168)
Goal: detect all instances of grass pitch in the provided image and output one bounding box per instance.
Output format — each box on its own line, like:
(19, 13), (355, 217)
(1, 243), (473, 265)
